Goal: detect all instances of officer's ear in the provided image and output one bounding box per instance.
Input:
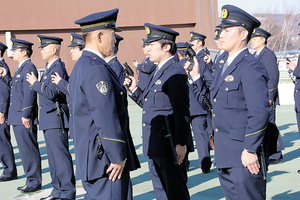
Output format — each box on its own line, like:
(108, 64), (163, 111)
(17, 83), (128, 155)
(96, 31), (103, 44)
(162, 43), (171, 52)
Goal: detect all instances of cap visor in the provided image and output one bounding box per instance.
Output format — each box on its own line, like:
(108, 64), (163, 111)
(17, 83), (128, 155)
(144, 37), (160, 43)
(38, 44), (49, 48)
(216, 22), (236, 29)
(113, 27), (122, 32)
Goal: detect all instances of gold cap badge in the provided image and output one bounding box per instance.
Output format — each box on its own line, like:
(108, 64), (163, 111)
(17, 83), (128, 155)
(190, 33), (194, 37)
(221, 8), (228, 19)
(145, 27), (150, 35)
(70, 35), (74, 42)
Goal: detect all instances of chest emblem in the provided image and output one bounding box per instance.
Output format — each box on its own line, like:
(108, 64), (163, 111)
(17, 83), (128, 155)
(16, 74), (21, 78)
(96, 81), (109, 95)
(155, 79), (161, 85)
(225, 75), (234, 82)
(220, 60), (224, 64)
(43, 76), (47, 80)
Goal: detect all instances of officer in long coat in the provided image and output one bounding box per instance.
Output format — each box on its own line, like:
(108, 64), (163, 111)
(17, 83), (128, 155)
(27, 35), (75, 200)
(0, 42), (18, 182)
(69, 8), (140, 200)
(0, 39), (42, 193)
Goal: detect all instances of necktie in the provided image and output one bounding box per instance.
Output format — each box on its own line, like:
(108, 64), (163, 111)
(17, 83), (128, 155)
(221, 61), (229, 76)
(214, 51), (220, 63)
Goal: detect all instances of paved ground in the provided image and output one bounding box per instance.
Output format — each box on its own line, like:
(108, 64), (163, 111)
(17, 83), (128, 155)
(1, 102), (300, 200)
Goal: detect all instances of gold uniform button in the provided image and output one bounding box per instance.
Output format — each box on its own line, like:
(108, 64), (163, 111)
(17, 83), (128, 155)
(70, 114), (72, 116)
(214, 98), (216, 102)
(145, 98), (148, 101)
(213, 114), (216, 117)
(296, 90), (298, 92)
(213, 69), (215, 71)
(215, 128), (218, 132)
(143, 123), (146, 127)
(225, 87), (228, 91)
(67, 104), (69, 106)
(10, 103), (12, 105)
(15, 80), (17, 82)
(10, 94), (12, 96)
(120, 91), (123, 95)
(40, 107), (41, 109)
(154, 89), (157, 92)
(219, 65), (222, 68)
(11, 86), (13, 88)
(143, 111), (145, 114)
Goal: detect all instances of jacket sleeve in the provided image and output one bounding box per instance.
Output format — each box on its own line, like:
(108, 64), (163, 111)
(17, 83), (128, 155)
(22, 65), (38, 118)
(241, 61), (269, 152)
(166, 73), (190, 146)
(57, 79), (70, 96)
(83, 65), (126, 164)
(293, 55), (300, 78)
(0, 80), (10, 114)
(266, 52), (279, 101)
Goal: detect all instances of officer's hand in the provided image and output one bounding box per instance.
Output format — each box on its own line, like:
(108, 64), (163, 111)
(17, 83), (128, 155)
(241, 149), (260, 174)
(22, 117), (31, 129)
(204, 54), (211, 64)
(106, 158), (127, 182)
(51, 72), (62, 85)
(0, 67), (7, 77)
(123, 75), (137, 92)
(286, 60), (296, 71)
(269, 99), (273, 107)
(184, 57), (200, 79)
(0, 112), (5, 125)
(133, 60), (139, 68)
(26, 72), (38, 85)
(176, 144), (187, 165)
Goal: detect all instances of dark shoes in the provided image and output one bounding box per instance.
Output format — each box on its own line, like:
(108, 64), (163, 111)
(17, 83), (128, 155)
(202, 169), (210, 173)
(17, 184), (41, 193)
(269, 159), (283, 165)
(40, 196), (60, 200)
(0, 174), (17, 182)
(40, 196), (74, 200)
(297, 169), (300, 174)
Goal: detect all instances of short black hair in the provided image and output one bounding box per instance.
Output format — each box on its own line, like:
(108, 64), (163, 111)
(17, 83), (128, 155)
(158, 39), (177, 55)
(20, 48), (32, 58)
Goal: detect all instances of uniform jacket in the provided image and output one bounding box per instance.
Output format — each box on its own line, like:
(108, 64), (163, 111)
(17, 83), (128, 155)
(137, 57), (156, 91)
(4, 59), (38, 125)
(107, 56), (125, 85)
(132, 56), (193, 156)
(210, 49), (269, 168)
(69, 50), (140, 181)
(293, 55), (300, 112)
(0, 59), (10, 115)
(31, 58), (69, 130)
(254, 46), (279, 105)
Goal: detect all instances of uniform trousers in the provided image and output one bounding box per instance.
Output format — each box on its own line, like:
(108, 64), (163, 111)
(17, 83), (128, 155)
(81, 171), (132, 200)
(217, 167), (266, 200)
(0, 122), (17, 177)
(13, 125), (41, 188)
(191, 115), (211, 171)
(43, 128), (76, 199)
(268, 105), (284, 160)
(296, 111), (300, 137)
(148, 155), (190, 200)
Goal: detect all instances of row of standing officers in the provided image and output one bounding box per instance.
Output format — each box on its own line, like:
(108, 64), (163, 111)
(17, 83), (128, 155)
(0, 3), (296, 200)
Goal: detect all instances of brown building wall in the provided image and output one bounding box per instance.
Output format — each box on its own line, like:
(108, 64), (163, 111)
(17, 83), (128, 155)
(0, 0), (218, 75)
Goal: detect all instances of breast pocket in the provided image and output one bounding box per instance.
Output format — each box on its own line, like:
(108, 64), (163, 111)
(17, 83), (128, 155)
(221, 82), (240, 109)
(14, 77), (24, 92)
(152, 85), (170, 108)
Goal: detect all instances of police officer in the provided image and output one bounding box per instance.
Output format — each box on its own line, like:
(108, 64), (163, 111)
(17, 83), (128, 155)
(251, 28), (284, 164)
(52, 32), (85, 139)
(26, 35), (76, 200)
(105, 34), (125, 85)
(69, 8), (140, 199)
(286, 22), (300, 173)
(133, 39), (156, 92)
(124, 23), (192, 200)
(186, 5), (269, 199)
(0, 42), (17, 182)
(177, 41), (212, 173)
(0, 39), (42, 192)
(188, 32), (214, 173)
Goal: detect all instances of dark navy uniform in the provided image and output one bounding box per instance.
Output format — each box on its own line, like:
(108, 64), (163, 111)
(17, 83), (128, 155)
(210, 5), (269, 199)
(251, 28), (284, 162)
(0, 50), (17, 181)
(30, 35), (75, 199)
(136, 56), (156, 91)
(70, 9), (140, 200)
(293, 55), (300, 134)
(3, 39), (41, 190)
(131, 23), (192, 200)
(189, 33), (214, 172)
